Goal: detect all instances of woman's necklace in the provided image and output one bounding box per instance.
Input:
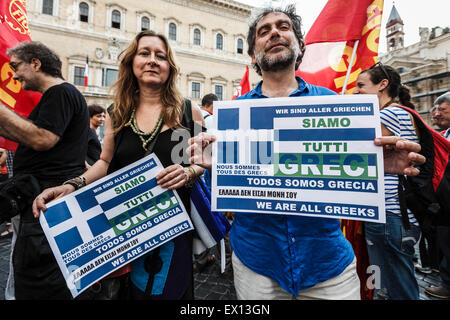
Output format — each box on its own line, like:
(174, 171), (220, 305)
(126, 108), (163, 151)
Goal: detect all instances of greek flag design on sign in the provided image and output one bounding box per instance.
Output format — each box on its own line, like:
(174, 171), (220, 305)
(42, 158), (161, 256)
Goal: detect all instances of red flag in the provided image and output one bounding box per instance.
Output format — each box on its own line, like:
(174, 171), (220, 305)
(84, 56), (89, 86)
(232, 65), (250, 99)
(297, 0), (384, 95)
(0, 0), (41, 151)
(305, 0), (371, 44)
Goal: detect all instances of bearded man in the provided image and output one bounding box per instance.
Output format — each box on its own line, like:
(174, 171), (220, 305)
(225, 5), (361, 300)
(187, 4), (426, 300)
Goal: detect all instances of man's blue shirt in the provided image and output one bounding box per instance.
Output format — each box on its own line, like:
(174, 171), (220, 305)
(231, 76), (355, 296)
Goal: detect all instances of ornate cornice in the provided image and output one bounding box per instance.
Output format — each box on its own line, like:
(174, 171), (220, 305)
(163, 0), (252, 22)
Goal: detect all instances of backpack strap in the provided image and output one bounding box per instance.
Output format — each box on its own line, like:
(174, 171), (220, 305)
(395, 106), (432, 229)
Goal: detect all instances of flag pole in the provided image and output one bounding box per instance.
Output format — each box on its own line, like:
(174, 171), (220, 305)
(341, 40), (359, 95)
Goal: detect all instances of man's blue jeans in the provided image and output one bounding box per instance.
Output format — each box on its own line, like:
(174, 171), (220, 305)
(365, 212), (421, 300)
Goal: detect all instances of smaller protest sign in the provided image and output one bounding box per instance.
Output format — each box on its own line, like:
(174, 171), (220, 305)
(40, 153), (193, 298)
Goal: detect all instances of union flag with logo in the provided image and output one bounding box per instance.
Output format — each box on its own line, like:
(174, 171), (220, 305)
(297, 0), (383, 95)
(0, 0), (41, 151)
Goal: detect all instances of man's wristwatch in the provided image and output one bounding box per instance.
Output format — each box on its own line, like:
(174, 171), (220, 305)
(63, 176), (87, 190)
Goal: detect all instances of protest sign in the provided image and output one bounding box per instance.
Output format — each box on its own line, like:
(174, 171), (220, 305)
(39, 153), (193, 298)
(211, 94), (385, 223)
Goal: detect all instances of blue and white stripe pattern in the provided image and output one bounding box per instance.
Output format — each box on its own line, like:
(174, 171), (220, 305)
(190, 178), (232, 273)
(380, 106), (419, 226)
(190, 178), (231, 252)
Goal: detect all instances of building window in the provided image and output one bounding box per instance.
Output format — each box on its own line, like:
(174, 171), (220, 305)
(79, 2), (89, 22)
(103, 68), (118, 87)
(237, 38), (244, 54)
(42, 0), (53, 15)
(141, 16), (150, 31)
(193, 28), (201, 46)
(74, 66), (85, 86)
(192, 82), (200, 99)
(168, 23), (177, 41)
(215, 85), (223, 100)
(111, 10), (121, 29)
(216, 34), (223, 50)
(389, 38), (396, 48)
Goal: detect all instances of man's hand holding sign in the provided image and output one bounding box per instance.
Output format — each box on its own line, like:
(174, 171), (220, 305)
(374, 136), (424, 176)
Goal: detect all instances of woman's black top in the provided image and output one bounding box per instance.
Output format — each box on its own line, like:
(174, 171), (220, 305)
(107, 105), (194, 300)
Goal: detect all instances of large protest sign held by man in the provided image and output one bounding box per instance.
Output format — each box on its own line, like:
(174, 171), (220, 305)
(39, 154), (194, 298)
(211, 94), (385, 224)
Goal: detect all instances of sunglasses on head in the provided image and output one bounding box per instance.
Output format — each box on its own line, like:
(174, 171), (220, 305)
(370, 62), (391, 83)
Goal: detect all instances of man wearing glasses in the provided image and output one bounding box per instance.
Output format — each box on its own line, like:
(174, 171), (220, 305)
(433, 93), (450, 139)
(0, 41), (89, 299)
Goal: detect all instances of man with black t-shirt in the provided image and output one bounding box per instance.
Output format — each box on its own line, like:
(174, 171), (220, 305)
(0, 41), (89, 299)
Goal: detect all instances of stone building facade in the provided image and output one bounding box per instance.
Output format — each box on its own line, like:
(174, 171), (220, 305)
(380, 5), (450, 124)
(25, 0), (260, 107)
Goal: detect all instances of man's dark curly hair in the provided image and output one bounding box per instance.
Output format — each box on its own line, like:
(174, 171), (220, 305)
(247, 4), (306, 76)
(6, 41), (64, 79)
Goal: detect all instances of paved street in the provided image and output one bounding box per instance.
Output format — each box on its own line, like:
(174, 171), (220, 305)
(0, 232), (445, 300)
(0, 235), (236, 300)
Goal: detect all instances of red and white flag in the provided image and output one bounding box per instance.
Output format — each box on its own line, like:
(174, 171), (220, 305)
(232, 65), (250, 99)
(0, 0), (41, 151)
(297, 0), (384, 94)
(84, 56), (89, 86)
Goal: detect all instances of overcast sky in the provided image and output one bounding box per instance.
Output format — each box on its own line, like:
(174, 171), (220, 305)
(236, 0), (450, 54)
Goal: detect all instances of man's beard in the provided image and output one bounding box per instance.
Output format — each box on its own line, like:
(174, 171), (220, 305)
(21, 78), (41, 92)
(255, 40), (299, 73)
